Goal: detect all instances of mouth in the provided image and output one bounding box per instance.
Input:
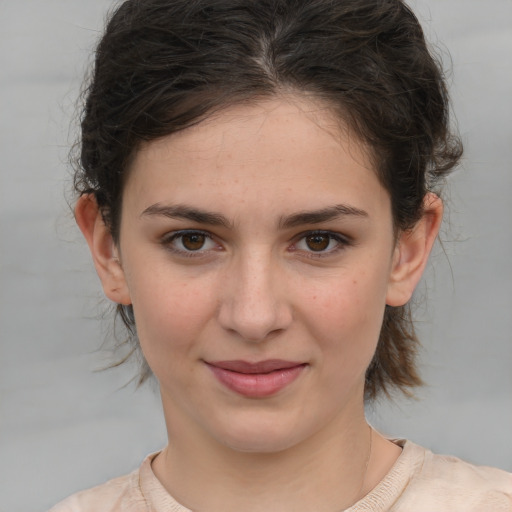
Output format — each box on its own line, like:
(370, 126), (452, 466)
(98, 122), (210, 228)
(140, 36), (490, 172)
(205, 359), (307, 398)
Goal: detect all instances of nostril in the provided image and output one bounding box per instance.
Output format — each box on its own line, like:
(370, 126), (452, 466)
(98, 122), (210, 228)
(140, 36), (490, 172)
(216, 260), (293, 341)
(217, 298), (292, 343)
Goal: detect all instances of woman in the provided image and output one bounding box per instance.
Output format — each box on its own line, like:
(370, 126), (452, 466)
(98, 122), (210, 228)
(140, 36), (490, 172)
(51, 0), (512, 510)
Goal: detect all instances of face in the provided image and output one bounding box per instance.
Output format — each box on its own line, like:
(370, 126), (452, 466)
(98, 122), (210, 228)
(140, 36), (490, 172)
(113, 97), (404, 453)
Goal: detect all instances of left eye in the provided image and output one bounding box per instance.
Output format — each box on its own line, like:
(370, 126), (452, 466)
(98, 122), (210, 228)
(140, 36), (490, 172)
(295, 232), (344, 253)
(165, 231), (218, 252)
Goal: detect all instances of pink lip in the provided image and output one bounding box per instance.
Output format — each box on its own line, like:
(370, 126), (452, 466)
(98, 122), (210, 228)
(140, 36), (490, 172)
(206, 360), (307, 398)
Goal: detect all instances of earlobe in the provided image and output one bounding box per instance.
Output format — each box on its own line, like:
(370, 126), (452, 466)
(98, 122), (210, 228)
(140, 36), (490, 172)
(74, 194), (131, 306)
(386, 193), (443, 307)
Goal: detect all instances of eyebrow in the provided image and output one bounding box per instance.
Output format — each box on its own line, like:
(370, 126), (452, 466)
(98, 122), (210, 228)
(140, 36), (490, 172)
(141, 202), (368, 229)
(278, 204), (368, 229)
(141, 203), (233, 228)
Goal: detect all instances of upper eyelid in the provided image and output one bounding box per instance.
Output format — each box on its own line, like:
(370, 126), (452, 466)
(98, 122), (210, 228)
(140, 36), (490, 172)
(161, 228), (350, 240)
(161, 229), (218, 250)
(292, 229), (352, 244)
(162, 229), (213, 240)
(160, 228), (351, 249)
(289, 230), (352, 257)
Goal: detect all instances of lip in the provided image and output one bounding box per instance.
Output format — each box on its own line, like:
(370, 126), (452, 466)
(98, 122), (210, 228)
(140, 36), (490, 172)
(206, 359), (307, 398)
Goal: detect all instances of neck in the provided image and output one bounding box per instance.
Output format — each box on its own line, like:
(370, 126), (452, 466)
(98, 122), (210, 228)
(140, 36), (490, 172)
(153, 393), (380, 512)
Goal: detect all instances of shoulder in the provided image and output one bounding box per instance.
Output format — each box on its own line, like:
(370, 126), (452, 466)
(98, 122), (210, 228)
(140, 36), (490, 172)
(396, 441), (512, 512)
(48, 468), (147, 512)
(48, 451), (183, 512)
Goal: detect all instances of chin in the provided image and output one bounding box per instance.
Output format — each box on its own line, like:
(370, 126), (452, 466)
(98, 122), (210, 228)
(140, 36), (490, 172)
(212, 413), (310, 454)
(220, 433), (301, 455)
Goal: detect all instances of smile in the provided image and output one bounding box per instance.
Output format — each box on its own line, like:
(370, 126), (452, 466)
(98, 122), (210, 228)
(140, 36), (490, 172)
(205, 360), (307, 398)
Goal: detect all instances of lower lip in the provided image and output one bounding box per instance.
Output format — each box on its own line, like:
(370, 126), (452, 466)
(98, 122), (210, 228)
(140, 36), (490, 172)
(207, 364), (306, 398)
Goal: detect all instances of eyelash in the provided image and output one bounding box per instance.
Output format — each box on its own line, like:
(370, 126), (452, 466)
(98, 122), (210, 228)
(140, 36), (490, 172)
(161, 230), (220, 258)
(160, 229), (351, 258)
(290, 230), (352, 258)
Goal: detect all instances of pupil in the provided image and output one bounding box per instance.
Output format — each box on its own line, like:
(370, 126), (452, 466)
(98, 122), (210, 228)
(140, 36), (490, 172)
(306, 234), (329, 251)
(182, 233), (205, 250)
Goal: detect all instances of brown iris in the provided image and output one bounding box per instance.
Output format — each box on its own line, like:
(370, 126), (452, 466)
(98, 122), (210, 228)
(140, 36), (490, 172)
(181, 233), (206, 251)
(305, 234), (330, 251)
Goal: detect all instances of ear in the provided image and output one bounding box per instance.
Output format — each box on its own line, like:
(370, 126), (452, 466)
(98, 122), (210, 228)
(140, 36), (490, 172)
(74, 194), (131, 306)
(386, 192), (443, 307)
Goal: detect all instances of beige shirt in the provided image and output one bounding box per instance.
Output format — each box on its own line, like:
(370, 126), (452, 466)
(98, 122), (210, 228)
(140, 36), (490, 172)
(50, 441), (512, 511)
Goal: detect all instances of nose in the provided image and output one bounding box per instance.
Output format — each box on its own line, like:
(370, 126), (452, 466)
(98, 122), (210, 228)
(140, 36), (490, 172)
(217, 251), (293, 342)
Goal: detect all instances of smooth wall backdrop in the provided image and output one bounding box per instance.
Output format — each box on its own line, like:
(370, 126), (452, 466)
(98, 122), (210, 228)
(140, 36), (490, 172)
(0, 1), (510, 510)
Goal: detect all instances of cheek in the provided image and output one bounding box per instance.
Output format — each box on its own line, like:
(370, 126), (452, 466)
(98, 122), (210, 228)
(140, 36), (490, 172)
(125, 268), (218, 360)
(312, 291), (384, 393)
(301, 267), (388, 363)
(308, 273), (386, 329)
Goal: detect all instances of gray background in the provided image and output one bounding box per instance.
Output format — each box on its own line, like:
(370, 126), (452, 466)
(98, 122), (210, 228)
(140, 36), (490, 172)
(0, 1), (511, 510)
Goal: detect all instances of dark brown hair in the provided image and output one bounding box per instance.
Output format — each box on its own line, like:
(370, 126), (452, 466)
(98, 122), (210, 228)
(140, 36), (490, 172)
(74, 0), (462, 400)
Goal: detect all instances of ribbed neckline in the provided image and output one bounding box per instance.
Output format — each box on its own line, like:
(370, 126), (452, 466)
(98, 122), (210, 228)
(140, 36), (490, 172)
(345, 440), (425, 511)
(138, 440), (426, 512)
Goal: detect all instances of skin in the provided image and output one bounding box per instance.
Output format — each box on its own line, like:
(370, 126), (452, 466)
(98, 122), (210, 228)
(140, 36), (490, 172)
(76, 96), (442, 512)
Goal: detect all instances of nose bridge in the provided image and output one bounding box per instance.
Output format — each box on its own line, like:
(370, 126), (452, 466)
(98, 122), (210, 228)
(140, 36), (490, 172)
(218, 247), (291, 342)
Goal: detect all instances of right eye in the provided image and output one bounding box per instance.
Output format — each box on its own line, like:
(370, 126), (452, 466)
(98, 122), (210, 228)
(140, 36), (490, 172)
(162, 230), (219, 255)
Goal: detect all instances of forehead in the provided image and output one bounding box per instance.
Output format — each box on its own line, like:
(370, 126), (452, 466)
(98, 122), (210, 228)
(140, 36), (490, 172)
(124, 96), (388, 218)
